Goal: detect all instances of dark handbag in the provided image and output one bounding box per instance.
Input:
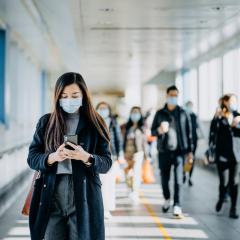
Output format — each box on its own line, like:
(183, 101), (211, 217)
(21, 171), (41, 216)
(205, 119), (220, 164)
(205, 143), (217, 164)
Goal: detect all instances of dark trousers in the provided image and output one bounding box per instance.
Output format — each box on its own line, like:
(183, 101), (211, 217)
(158, 152), (183, 206)
(44, 175), (79, 240)
(216, 158), (239, 209)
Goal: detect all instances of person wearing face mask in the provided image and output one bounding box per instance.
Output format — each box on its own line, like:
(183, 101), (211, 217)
(96, 102), (124, 219)
(123, 107), (147, 202)
(209, 94), (240, 219)
(183, 101), (200, 186)
(27, 72), (112, 240)
(151, 85), (193, 218)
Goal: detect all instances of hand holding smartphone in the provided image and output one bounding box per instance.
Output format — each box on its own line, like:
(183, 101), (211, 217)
(64, 135), (78, 150)
(63, 135), (91, 163)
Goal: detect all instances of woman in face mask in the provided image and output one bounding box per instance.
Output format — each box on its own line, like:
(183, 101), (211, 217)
(27, 72), (112, 240)
(211, 94), (240, 219)
(123, 106), (147, 202)
(96, 102), (124, 219)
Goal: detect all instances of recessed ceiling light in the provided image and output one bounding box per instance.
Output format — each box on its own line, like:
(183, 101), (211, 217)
(200, 20), (208, 24)
(212, 6), (224, 12)
(99, 8), (114, 12)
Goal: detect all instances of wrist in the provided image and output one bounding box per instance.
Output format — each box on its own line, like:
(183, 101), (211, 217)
(48, 153), (56, 166)
(84, 154), (94, 166)
(83, 153), (91, 163)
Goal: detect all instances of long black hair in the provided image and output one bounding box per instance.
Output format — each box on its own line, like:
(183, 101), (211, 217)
(125, 106), (144, 131)
(44, 72), (110, 152)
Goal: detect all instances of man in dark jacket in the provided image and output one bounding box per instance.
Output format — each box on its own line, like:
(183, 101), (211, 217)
(151, 85), (193, 217)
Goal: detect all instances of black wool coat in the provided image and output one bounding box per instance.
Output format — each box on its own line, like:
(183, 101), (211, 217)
(27, 112), (112, 240)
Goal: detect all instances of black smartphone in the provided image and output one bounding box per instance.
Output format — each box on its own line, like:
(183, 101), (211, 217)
(64, 135), (78, 150)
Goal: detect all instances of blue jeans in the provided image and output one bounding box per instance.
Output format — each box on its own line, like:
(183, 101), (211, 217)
(158, 152), (183, 206)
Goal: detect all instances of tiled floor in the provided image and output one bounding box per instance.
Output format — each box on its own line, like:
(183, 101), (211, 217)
(1, 166), (240, 240)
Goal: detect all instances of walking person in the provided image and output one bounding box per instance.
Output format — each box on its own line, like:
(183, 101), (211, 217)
(27, 72), (112, 240)
(209, 94), (240, 219)
(96, 101), (124, 219)
(183, 101), (200, 186)
(123, 106), (146, 202)
(151, 85), (193, 217)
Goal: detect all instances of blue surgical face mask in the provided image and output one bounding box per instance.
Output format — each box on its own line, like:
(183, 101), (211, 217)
(167, 97), (178, 106)
(230, 102), (238, 112)
(59, 98), (82, 114)
(98, 108), (110, 119)
(130, 112), (141, 123)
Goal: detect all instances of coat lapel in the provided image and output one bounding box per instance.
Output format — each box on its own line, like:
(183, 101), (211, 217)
(75, 109), (87, 135)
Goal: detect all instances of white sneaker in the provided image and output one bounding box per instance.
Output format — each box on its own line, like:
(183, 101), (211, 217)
(129, 191), (140, 204)
(104, 211), (112, 219)
(162, 199), (170, 213)
(173, 205), (182, 217)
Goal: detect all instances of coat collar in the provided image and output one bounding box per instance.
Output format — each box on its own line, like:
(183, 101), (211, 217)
(62, 108), (87, 134)
(75, 108), (88, 134)
(163, 104), (181, 113)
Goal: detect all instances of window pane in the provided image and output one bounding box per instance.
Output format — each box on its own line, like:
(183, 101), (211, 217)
(223, 49), (240, 95)
(208, 57), (222, 118)
(183, 69), (198, 112)
(0, 30), (6, 124)
(199, 58), (222, 120)
(199, 62), (209, 120)
(175, 73), (183, 106)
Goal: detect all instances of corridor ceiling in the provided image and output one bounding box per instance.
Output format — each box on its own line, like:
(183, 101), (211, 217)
(1, 0), (240, 92)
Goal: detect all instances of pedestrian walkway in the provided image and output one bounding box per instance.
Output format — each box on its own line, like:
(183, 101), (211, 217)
(0, 166), (240, 240)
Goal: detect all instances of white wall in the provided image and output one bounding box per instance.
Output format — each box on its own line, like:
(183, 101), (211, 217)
(0, 28), (53, 195)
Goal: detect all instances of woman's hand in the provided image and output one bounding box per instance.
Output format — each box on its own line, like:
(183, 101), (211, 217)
(186, 152), (193, 164)
(63, 142), (91, 163)
(47, 143), (68, 165)
(232, 116), (240, 127)
(118, 157), (126, 165)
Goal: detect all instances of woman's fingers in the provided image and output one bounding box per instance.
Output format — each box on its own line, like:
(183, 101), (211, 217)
(62, 148), (77, 159)
(66, 142), (78, 150)
(57, 143), (85, 161)
(58, 152), (68, 161)
(58, 157), (67, 162)
(58, 143), (66, 152)
(63, 147), (74, 155)
(59, 150), (68, 157)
